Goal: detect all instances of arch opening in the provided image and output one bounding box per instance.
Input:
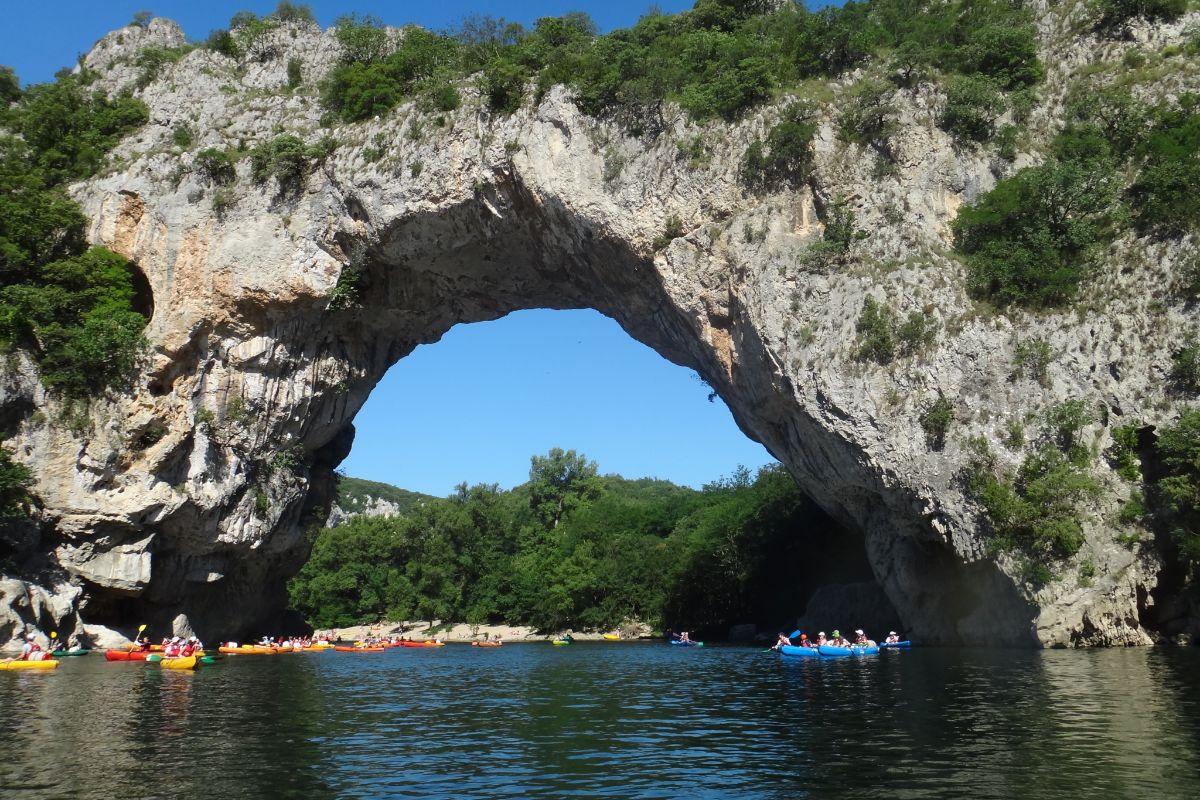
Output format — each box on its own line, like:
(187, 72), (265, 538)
(294, 308), (901, 640)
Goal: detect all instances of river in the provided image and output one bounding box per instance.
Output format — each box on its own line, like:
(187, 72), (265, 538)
(2, 643), (1198, 798)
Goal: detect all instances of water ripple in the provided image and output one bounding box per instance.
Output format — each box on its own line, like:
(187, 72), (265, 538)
(1, 644), (1199, 798)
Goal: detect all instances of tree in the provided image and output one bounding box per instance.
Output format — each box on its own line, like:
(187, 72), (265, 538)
(528, 448), (601, 528)
(0, 66), (19, 104)
(953, 156), (1120, 307)
(1154, 410), (1200, 569)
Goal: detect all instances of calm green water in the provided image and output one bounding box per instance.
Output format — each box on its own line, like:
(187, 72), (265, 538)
(2, 643), (1198, 798)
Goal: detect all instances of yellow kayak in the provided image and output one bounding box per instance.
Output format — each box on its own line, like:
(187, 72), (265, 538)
(602, 634), (620, 641)
(1, 659), (59, 670)
(160, 656), (197, 670)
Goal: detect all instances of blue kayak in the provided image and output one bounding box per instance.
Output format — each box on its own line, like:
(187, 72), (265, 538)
(817, 644), (879, 657)
(669, 639), (703, 647)
(779, 644), (819, 658)
(880, 640), (911, 648)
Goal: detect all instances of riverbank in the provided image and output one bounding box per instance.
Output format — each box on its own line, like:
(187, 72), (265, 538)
(323, 620), (654, 643)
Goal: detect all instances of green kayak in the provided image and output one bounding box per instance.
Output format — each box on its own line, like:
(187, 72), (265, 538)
(51, 649), (89, 657)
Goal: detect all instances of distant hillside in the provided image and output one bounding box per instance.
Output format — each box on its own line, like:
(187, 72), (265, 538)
(328, 476), (434, 526)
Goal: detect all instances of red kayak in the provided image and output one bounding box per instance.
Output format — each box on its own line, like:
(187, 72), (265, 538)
(105, 649), (149, 661)
(398, 641), (444, 648)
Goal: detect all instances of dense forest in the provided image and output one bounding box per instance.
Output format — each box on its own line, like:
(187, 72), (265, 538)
(288, 450), (863, 634)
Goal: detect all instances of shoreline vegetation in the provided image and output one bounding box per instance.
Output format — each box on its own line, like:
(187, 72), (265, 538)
(289, 449), (844, 638)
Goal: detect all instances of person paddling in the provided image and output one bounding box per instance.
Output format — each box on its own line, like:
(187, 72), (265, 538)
(798, 633), (812, 648)
(773, 632), (792, 650)
(885, 631), (900, 644)
(677, 631), (692, 644)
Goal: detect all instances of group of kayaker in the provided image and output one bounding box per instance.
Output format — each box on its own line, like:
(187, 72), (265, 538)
(162, 637), (204, 656)
(773, 628), (888, 650)
(258, 635), (325, 649)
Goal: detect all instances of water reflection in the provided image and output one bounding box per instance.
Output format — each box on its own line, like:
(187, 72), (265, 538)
(1, 645), (1197, 799)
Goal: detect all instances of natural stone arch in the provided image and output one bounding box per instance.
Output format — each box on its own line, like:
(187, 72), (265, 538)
(4, 15), (1181, 648)
(64, 162), (1028, 646)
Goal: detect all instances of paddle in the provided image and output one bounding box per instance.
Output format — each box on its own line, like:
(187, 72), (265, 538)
(764, 630), (804, 653)
(130, 623), (147, 651)
(49, 631), (57, 657)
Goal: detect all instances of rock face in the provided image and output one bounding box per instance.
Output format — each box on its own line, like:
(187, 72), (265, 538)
(2, 8), (1198, 649)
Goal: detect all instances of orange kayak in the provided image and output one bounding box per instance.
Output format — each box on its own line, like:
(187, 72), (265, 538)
(398, 641), (444, 648)
(334, 645), (385, 652)
(472, 641), (502, 647)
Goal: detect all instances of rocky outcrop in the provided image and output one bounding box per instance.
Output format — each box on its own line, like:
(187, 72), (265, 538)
(1, 7), (1198, 649)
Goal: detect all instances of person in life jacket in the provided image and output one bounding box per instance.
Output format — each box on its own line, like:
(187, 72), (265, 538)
(853, 629), (876, 647)
(799, 633), (812, 648)
(885, 631), (900, 644)
(816, 632), (827, 646)
(21, 633), (47, 661)
(773, 632), (792, 650)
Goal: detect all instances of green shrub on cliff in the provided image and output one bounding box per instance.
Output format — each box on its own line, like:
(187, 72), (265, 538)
(0, 68), (149, 397)
(0, 447), (33, 517)
(939, 74), (1004, 143)
(741, 103), (817, 190)
(952, 155), (1120, 307)
(919, 394), (955, 451)
(1170, 336), (1200, 395)
(1152, 410), (1200, 570)
(967, 404), (1104, 570)
(1128, 94), (1200, 236)
(249, 134), (335, 198)
(1092, 0), (1188, 32)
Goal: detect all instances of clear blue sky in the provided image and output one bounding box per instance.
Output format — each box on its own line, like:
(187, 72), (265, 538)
(1, 1), (778, 495)
(343, 310), (775, 496)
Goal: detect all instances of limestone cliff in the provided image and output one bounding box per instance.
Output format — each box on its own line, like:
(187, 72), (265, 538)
(2, 5), (1198, 649)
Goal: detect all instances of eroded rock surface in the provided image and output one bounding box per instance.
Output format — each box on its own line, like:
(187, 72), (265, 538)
(2, 7), (1199, 649)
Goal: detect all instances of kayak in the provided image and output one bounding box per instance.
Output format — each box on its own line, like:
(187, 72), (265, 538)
(396, 641), (444, 648)
(669, 639), (703, 647)
(51, 649), (89, 657)
(1, 659), (59, 671)
(106, 649), (149, 661)
(880, 640), (911, 648)
(472, 641), (502, 647)
(218, 645), (276, 655)
(602, 634), (620, 641)
(817, 644), (879, 657)
(779, 644), (821, 658)
(161, 656), (197, 670)
(333, 645), (385, 652)
(551, 640), (571, 646)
